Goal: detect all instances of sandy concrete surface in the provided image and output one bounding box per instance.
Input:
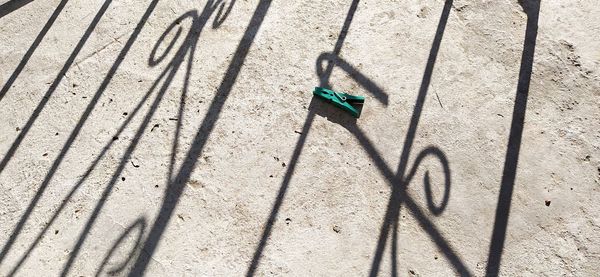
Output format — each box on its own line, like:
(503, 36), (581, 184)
(0, 0), (599, 276)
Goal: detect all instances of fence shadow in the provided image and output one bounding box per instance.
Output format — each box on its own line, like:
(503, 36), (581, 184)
(0, 0), (539, 275)
(127, 0), (270, 275)
(0, 0), (69, 103)
(0, 0), (161, 274)
(0, 0), (34, 19)
(485, 0), (540, 276)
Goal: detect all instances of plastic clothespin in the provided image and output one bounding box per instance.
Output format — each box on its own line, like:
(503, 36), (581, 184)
(313, 87), (365, 118)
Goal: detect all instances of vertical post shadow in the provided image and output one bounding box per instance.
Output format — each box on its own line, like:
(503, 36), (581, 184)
(0, 0), (116, 268)
(0, 0), (68, 102)
(485, 1), (540, 276)
(58, 5), (214, 276)
(127, 1), (273, 276)
(0, 0), (160, 271)
(245, 1), (360, 276)
(368, 1), (458, 276)
(0, 0), (113, 174)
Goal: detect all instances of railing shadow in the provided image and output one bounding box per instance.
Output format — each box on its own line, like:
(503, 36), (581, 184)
(0, 0), (34, 19)
(94, 218), (146, 277)
(0, 0), (161, 274)
(246, 0), (472, 276)
(0, 0), (113, 174)
(0, 0), (539, 275)
(366, 1), (470, 276)
(485, 1), (540, 276)
(245, 1), (361, 275)
(126, 0), (270, 275)
(0, 0), (68, 103)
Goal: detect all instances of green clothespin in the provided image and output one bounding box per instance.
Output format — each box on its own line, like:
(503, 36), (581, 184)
(313, 87), (365, 118)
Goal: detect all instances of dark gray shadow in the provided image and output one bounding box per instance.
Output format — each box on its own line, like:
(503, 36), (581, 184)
(485, 1), (540, 276)
(366, 1), (469, 276)
(126, 0), (270, 275)
(244, 1), (361, 276)
(57, 3), (220, 275)
(0, 0), (68, 103)
(0, 0), (160, 272)
(0, 0), (113, 174)
(95, 218), (146, 277)
(0, 0), (34, 18)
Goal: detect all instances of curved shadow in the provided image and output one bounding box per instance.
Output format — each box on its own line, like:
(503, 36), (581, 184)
(57, 4), (219, 275)
(212, 0), (236, 29)
(0, 0), (125, 269)
(316, 52), (389, 105)
(404, 146), (451, 216)
(128, 1), (272, 276)
(245, 1), (365, 276)
(95, 218), (146, 277)
(148, 19), (185, 66)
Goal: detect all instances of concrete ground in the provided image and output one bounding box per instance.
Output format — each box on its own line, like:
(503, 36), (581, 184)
(0, 0), (599, 276)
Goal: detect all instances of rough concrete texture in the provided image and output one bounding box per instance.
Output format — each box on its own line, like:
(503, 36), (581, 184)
(0, 0), (599, 276)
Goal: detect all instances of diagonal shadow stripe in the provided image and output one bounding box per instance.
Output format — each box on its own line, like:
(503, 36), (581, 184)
(485, 1), (540, 276)
(0, 0), (113, 174)
(128, 1), (274, 275)
(0, 0), (161, 273)
(0, 0), (34, 19)
(0, 0), (68, 102)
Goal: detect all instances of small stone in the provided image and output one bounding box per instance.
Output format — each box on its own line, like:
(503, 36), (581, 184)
(282, 162), (286, 167)
(545, 200), (551, 206)
(54, 230), (59, 235)
(121, 177), (126, 181)
(285, 218), (291, 225)
(42, 153), (48, 157)
(583, 155), (591, 161)
(333, 225), (341, 233)
(112, 136), (119, 141)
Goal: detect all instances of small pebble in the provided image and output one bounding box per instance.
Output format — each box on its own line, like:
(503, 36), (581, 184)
(333, 225), (341, 233)
(545, 200), (551, 206)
